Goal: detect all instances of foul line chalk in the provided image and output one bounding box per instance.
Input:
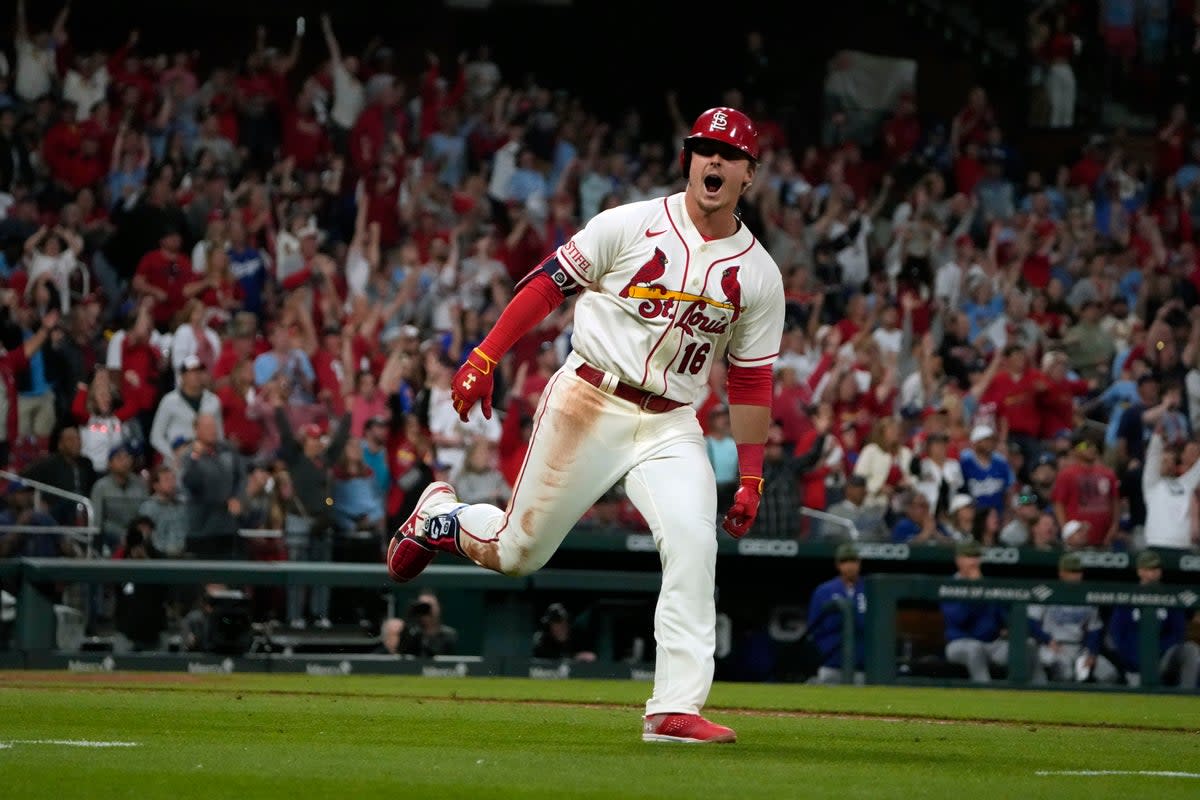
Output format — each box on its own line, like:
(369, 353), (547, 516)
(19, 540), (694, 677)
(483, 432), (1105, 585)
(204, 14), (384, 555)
(0, 740), (140, 748)
(1037, 770), (1200, 779)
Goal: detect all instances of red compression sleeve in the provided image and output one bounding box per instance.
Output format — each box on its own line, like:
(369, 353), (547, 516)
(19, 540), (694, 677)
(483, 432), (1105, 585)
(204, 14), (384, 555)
(737, 443), (765, 483)
(476, 272), (565, 359)
(726, 363), (774, 408)
(728, 364), (774, 483)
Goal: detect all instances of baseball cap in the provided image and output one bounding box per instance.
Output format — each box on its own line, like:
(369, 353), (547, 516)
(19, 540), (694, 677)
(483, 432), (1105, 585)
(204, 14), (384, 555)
(181, 354), (206, 372)
(1059, 552), (1084, 573)
(541, 602), (569, 625)
(1137, 372), (1160, 386)
(846, 474), (867, 488)
(300, 423), (324, 439)
(108, 442), (135, 461)
(969, 424), (995, 444)
(365, 415), (389, 430)
(948, 493), (974, 514)
(835, 543), (860, 562)
(955, 539), (983, 557)
(1033, 451), (1056, 468)
(1136, 550), (1163, 569)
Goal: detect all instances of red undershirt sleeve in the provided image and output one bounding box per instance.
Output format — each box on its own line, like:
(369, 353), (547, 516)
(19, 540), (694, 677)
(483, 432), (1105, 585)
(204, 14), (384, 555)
(726, 363), (774, 408)
(476, 272), (566, 360)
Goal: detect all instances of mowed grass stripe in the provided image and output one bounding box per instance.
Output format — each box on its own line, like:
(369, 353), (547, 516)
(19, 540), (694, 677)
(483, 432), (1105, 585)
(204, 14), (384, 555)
(3, 672), (1199, 731)
(2, 684), (1199, 800)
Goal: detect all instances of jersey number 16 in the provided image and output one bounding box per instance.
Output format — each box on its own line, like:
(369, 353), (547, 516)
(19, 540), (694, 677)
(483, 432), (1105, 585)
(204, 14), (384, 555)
(677, 342), (711, 375)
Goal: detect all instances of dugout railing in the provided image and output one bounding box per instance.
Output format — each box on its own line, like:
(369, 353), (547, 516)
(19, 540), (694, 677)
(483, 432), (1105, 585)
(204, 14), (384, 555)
(1, 558), (662, 663)
(0, 557), (858, 682)
(863, 574), (1200, 691)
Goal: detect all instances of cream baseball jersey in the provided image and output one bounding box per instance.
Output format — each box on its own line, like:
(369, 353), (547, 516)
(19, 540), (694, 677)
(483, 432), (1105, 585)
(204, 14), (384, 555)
(555, 192), (785, 403)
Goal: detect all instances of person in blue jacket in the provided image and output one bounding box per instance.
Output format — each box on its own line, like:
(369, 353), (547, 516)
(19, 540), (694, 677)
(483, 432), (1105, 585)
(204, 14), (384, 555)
(941, 539), (1044, 683)
(1107, 550), (1199, 688)
(807, 542), (866, 684)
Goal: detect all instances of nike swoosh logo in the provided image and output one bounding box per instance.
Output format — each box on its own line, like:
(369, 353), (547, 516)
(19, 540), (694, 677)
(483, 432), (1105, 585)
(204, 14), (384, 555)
(645, 229), (666, 237)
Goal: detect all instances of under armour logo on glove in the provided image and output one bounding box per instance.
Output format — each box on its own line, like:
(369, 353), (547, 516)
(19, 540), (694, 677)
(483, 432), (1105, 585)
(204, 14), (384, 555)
(451, 348), (497, 423)
(721, 477), (763, 539)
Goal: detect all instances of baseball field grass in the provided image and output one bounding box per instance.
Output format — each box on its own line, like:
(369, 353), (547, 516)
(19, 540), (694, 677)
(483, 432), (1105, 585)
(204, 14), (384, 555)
(2, 672), (1198, 799)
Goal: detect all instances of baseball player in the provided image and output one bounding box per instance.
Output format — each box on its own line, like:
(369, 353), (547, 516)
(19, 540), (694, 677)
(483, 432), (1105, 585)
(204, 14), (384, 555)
(1027, 552), (1119, 683)
(806, 543), (866, 684)
(387, 106), (784, 743)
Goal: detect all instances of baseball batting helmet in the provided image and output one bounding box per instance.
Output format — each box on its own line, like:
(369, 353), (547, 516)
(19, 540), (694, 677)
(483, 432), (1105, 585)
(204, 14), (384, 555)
(680, 107), (760, 173)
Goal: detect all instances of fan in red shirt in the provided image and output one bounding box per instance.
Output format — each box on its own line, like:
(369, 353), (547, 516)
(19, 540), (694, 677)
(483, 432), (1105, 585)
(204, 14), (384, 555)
(1051, 435), (1120, 548)
(351, 81), (407, 178)
(310, 325), (349, 416)
(212, 313), (270, 382)
(108, 32), (155, 106)
(282, 93), (332, 172)
(42, 100), (84, 186)
(364, 166), (404, 250)
(215, 357), (263, 456)
(833, 293), (870, 344)
(417, 52), (466, 143)
(499, 202), (547, 285)
(793, 402), (838, 510)
(80, 100), (119, 164)
(828, 368), (877, 448)
(114, 303), (165, 418)
(950, 86), (995, 154)
(1038, 350), (1092, 440)
(1156, 103), (1191, 177)
(386, 416), (435, 525)
(980, 345), (1048, 444)
(954, 141), (985, 195)
(194, 247), (245, 317)
(882, 92), (921, 166)
(497, 396), (535, 490)
(59, 136), (106, 193)
(132, 226), (192, 330)
(1069, 139), (1106, 191)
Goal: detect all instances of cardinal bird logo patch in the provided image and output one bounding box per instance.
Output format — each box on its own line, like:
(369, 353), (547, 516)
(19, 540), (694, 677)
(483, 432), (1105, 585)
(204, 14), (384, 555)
(720, 267), (743, 324)
(620, 248), (670, 299)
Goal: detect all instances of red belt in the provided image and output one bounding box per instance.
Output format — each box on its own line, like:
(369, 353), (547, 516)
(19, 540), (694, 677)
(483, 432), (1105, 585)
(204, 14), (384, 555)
(574, 363), (687, 413)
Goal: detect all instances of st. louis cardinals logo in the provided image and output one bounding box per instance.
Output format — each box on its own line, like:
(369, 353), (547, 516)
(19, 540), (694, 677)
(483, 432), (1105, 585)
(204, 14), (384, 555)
(619, 249), (741, 332)
(709, 109), (729, 132)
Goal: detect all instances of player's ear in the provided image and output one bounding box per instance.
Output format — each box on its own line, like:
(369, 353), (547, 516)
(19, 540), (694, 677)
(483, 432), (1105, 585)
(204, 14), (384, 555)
(740, 162), (757, 195)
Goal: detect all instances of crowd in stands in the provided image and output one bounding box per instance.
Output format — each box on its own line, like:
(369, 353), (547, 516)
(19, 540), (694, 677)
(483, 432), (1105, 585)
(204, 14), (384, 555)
(0, 1), (1199, 644)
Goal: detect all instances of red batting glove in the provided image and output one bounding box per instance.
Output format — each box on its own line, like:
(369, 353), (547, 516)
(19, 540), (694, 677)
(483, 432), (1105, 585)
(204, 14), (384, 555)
(451, 348), (498, 422)
(721, 476), (763, 539)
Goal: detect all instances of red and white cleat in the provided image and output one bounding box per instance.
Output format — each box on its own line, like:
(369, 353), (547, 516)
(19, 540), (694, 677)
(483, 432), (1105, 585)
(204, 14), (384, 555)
(385, 482), (460, 583)
(642, 714), (737, 744)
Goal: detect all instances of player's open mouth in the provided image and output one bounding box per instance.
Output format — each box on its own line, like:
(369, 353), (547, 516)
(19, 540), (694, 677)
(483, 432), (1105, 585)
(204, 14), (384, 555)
(703, 175), (723, 193)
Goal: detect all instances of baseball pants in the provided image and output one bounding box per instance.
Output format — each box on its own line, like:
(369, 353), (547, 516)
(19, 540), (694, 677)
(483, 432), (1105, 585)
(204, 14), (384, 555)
(1128, 641), (1200, 688)
(1039, 642), (1120, 683)
(946, 637), (1046, 683)
(440, 361), (719, 716)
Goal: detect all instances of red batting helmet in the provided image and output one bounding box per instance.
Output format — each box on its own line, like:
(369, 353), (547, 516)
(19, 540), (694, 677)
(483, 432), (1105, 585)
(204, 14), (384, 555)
(680, 107), (760, 172)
